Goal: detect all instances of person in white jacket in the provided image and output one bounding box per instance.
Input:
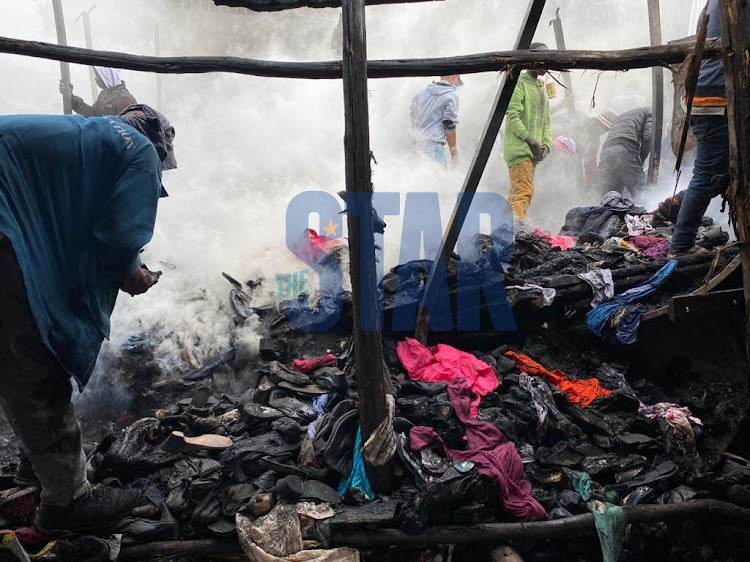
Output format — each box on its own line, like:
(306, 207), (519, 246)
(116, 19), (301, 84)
(410, 75), (463, 165)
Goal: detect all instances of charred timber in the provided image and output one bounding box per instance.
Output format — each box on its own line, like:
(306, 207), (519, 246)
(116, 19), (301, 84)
(214, 0), (441, 9)
(0, 36), (721, 80)
(328, 500), (750, 548)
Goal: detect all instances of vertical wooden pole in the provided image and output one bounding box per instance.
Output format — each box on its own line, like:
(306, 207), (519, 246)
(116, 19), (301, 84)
(549, 8), (575, 114)
(155, 23), (163, 110)
(51, 0), (72, 114)
(341, 0), (389, 489)
(79, 7), (98, 103)
(719, 0), (750, 361)
(414, 0), (547, 343)
(647, 0), (664, 184)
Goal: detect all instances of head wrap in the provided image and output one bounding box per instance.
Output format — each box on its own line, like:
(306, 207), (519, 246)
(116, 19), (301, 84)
(93, 66), (123, 89)
(553, 135), (576, 155)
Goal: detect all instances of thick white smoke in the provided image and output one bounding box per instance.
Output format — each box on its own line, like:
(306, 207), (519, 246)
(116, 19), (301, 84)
(0, 0), (720, 390)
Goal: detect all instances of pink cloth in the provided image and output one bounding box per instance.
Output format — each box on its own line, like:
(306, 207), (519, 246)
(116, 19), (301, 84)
(626, 235), (670, 260)
(397, 338), (498, 417)
(410, 378), (547, 522)
(532, 229), (575, 251)
(290, 354), (338, 373)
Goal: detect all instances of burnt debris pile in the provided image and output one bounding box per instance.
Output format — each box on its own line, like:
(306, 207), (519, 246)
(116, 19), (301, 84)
(0, 196), (747, 562)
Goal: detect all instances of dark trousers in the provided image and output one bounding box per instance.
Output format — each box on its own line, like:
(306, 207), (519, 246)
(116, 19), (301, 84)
(0, 237), (89, 507)
(590, 145), (647, 199)
(671, 114), (730, 251)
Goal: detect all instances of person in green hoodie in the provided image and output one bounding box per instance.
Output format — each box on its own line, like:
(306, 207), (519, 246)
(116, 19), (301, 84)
(503, 43), (553, 226)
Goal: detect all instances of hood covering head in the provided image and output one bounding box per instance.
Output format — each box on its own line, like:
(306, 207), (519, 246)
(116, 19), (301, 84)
(93, 66), (123, 89)
(118, 104), (176, 197)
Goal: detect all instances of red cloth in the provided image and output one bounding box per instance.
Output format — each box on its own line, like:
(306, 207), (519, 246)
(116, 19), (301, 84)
(290, 353), (338, 373)
(0, 527), (44, 547)
(532, 229), (575, 251)
(505, 351), (611, 408)
(410, 378), (547, 522)
(397, 338), (498, 417)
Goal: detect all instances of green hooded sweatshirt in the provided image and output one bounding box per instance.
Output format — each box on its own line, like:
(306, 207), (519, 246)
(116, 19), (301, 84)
(503, 72), (553, 167)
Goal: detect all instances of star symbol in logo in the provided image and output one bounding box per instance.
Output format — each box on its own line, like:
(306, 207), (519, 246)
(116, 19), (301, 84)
(322, 218), (339, 238)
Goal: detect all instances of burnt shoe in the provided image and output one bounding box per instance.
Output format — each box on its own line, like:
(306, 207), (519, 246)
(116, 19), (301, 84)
(37, 484), (142, 537)
(13, 456), (39, 487)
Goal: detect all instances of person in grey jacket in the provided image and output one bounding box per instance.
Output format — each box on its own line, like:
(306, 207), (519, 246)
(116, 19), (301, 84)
(410, 75), (463, 165)
(590, 107), (653, 199)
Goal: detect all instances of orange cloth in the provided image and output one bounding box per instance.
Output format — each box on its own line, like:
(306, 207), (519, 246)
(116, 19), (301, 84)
(507, 160), (536, 221)
(690, 96), (727, 107)
(505, 351), (611, 408)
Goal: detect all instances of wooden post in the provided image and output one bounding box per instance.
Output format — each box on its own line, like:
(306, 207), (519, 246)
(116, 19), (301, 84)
(341, 0), (389, 489)
(414, 0), (547, 343)
(549, 8), (575, 114)
(155, 23), (163, 109)
(719, 0), (750, 361)
(647, 0), (664, 184)
(76, 6), (98, 103)
(51, 0), (72, 114)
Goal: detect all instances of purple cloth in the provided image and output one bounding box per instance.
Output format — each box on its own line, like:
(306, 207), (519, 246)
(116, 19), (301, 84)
(626, 235), (670, 260)
(409, 378), (547, 522)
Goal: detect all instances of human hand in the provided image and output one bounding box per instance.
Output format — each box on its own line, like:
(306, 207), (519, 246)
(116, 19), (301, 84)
(525, 137), (543, 160)
(539, 146), (550, 161)
(122, 266), (157, 296)
(59, 80), (73, 95)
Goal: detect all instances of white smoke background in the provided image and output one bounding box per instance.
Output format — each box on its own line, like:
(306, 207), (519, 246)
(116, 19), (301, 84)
(0, 0), (722, 410)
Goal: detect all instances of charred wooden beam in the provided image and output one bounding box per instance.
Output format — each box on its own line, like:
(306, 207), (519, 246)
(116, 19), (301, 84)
(328, 500), (750, 548)
(0, 36), (722, 80)
(720, 0), (750, 362)
(51, 0), (72, 114)
(341, 0), (390, 491)
(119, 539), (242, 561)
(647, 0), (664, 184)
(214, 0), (441, 9)
(414, 0), (547, 343)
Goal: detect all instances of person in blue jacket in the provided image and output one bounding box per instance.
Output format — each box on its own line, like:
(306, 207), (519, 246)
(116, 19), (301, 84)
(0, 104), (176, 535)
(669, 0), (729, 256)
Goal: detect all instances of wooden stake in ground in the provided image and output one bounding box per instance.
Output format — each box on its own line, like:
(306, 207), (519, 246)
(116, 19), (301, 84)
(341, 0), (390, 490)
(549, 8), (575, 114)
(51, 0), (72, 114)
(75, 6), (97, 103)
(647, 0), (664, 184)
(414, 0), (547, 343)
(719, 0), (750, 361)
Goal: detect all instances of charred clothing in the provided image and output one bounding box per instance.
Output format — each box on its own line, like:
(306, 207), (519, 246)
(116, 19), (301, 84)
(72, 83), (137, 118)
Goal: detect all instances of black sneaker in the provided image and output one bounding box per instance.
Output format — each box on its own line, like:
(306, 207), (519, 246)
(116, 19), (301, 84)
(37, 484), (142, 537)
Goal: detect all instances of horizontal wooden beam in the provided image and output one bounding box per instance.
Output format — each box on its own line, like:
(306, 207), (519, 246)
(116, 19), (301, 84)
(329, 500), (750, 548)
(0, 36), (721, 80)
(214, 0), (442, 10)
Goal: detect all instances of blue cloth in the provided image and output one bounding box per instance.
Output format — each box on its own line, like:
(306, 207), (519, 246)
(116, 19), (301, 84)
(337, 427), (374, 502)
(586, 261), (678, 343)
(696, 0), (725, 98)
(0, 114), (162, 386)
(672, 115), (730, 251)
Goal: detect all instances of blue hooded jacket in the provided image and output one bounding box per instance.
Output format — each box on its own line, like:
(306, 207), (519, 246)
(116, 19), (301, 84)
(696, 0), (725, 98)
(0, 114), (162, 386)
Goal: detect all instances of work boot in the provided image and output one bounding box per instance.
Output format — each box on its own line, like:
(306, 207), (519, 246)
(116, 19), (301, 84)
(666, 245), (707, 259)
(37, 484), (142, 537)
